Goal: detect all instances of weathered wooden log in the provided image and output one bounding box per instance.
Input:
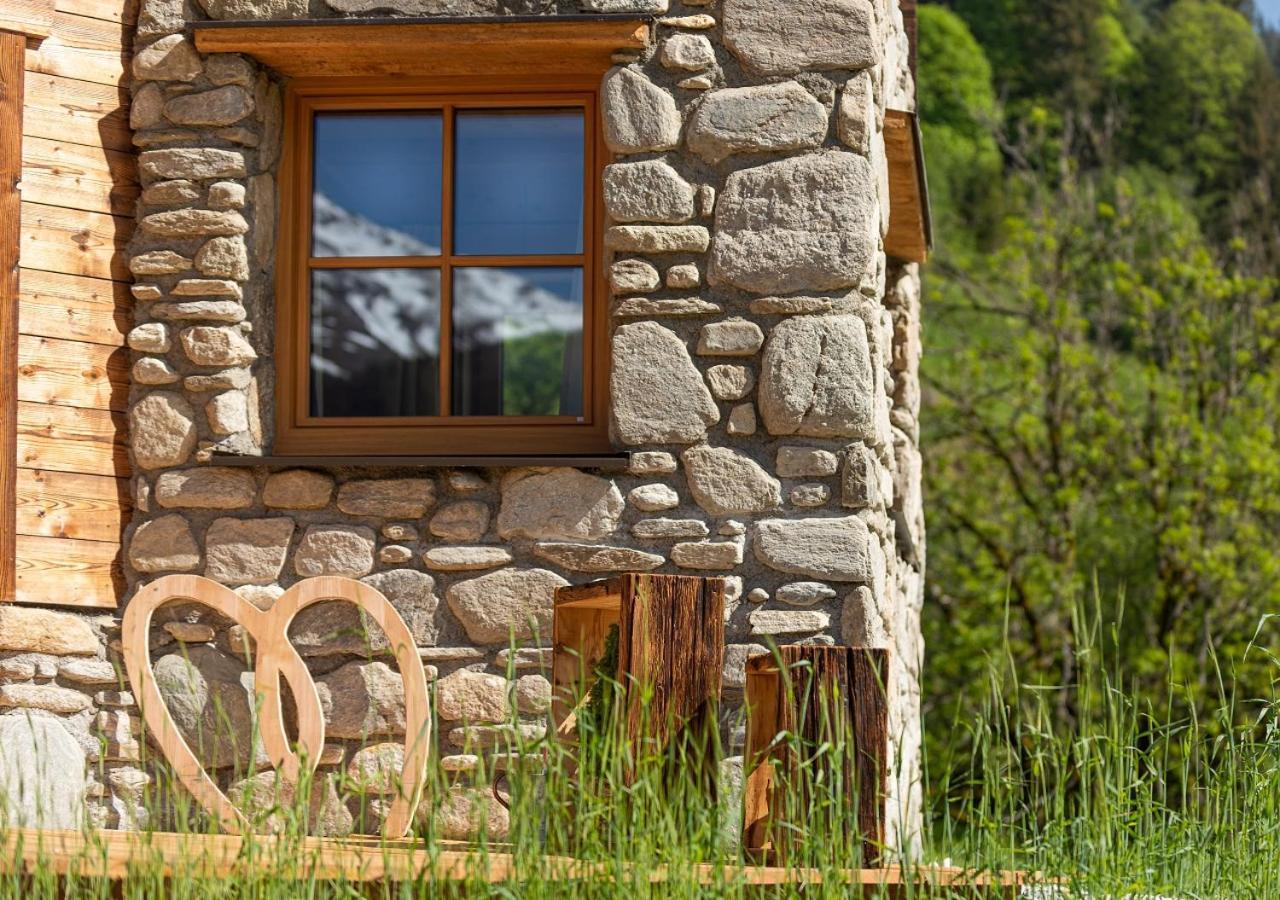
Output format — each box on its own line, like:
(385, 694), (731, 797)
(552, 573), (726, 774)
(742, 645), (889, 865)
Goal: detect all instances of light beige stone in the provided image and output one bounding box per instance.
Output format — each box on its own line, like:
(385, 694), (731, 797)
(263, 470), (333, 509)
(379, 545), (412, 565)
(140, 179), (199, 207)
(841, 441), (883, 508)
(682, 445), (781, 517)
(205, 55), (255, 87)
(204, 517), (295, 585)
(628, 483), (680, 512)
(345, 743), (405, 794)
(60, 658), (119, 685)
(723, 0), (878, 76)
(614, 297), (722, 318)
(423, 546), (513, 572)
(687, 82), (828, 163)
(0, 717), (86, 828)
(706, 364), (752, 400)
(776, 582), (837, 607)
(316, 660), (405, 739)
(435, 669), (508, 723)
(0, 607), (98, 656)
(497, 469), (623, 540)
(155, 467), (256, 509)
(164, 86), (254, 126)
(631, 518), (710, 540)
(230, 771), (352, 836)
(429, 785), (509, 841)
(606, 225), (710, 254)
(153, 645), (259, 770)
(666, 263), (701, 289)
(294, 525), (376, 578)
(130, 392), (197, 469)
(132, 357), (179, 386)
(603, 160), (695, 224)
(727, 403), (757, 435)
(752, 516), (875, 582)
(601, 66), (682, 154)
(142, 209), (249, 238)
(446, 568), (567, 645)
(661, 33), (715, 70)
(130, 250), (191, 276)
(129, 514), (200, 573)
(207, 182), (246, 210)
(790, 483), (831, 507)
(777, 446), (840, 477)
(163, 621), (216, 643)
(127, 323), (169, 353)
(711, 153), (878, 295)
(515, 673), (550, 713)
(748, 608), (831, 636)
(671, 540), (742, 569)
(132, 34), (202, 82)
(759, 315), (875, 438)
(337, 479), (436, 519)
(697, 319), (764, 356)
(198, 0), (310, 18)
(153, 300), (247, 323)
(206, 391), (249, 435)
(837, 70), (874, 155)
(139, 148), (246, 182)
(195, 237), (250, 280)
(610, 258), (661, 295)
(0, 684), (91, 714)
(628, 451), (678, 475)
(180, 326), (257, 367)
(428, 501), (490, 541)
(532, 542), (664, 572)
(612, 322), (719, 445)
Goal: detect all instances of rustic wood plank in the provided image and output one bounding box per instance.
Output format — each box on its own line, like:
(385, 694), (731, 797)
(16, 333), (129, 411)
(15, 467), (128, 541)
(14, 531), (122, 608)
(17, 268), (130, 344)
(1, 31), (25, 604)
(24, 11), (131, 86)
(193, 19), (648, 78)
(0, 827), (1033, 892)
(54, 0), (135, 27)
(16, 399), (127, 475)
(21, 71), (130, 151)
(884, 110), (929, 264)
(21, 134), (137, 216)
(0, 0), (55, 40)
(19, 200), (132, 281)
(742, 646), (890, 866)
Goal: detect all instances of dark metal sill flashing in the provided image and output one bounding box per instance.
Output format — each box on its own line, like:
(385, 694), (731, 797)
(209, 453), (632, 471)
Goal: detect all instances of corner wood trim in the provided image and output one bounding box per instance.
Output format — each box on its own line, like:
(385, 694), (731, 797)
(0, 31), (24, 603)
(0, 0), (55, 40)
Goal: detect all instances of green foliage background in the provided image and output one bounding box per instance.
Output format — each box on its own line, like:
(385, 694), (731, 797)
(918, 1), (1280, 771)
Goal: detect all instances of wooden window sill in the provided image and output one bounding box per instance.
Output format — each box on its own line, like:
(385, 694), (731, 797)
(191, 15), (650, 78)
(209, 453), (632, 471)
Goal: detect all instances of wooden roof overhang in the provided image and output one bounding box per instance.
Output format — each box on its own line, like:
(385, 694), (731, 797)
(192, 15), (650, 78)
(883, 108), (932, 264)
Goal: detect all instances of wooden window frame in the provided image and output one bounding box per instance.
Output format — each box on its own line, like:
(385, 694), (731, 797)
(277, 75), (612, 457)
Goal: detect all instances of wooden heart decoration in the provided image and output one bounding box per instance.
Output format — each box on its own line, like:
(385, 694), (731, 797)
(122, 574), (432, 838)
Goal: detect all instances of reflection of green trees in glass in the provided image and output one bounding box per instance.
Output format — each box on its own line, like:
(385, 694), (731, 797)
(501, 330), (582, 416)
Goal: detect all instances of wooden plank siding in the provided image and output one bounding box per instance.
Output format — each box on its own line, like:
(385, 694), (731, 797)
(3, 0), (134, 609)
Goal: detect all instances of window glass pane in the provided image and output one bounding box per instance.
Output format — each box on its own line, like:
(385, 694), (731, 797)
(452, 267), (583, 417)
(310, 269), (441, 417)
(312, 113), (443, 257)
(454, 110), (585, 256)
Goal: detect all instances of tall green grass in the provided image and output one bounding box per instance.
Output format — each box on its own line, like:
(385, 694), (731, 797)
(0, 600), (1277, 897)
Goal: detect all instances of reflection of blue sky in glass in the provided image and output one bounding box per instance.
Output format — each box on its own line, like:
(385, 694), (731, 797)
(454, 111), (585, 256)
(312, 113), (442, 255)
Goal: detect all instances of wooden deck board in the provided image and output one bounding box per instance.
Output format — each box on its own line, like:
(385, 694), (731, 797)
(0, 829), (1035, 893)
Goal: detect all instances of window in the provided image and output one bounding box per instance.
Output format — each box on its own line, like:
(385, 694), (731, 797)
(277, 81), (609, 456)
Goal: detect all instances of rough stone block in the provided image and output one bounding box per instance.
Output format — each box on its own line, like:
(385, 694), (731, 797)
(687, 82), (828, 162)
(612, 322), (719, 445)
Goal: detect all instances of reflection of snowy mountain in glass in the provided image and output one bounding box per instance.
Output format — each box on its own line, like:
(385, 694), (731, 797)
(309, 193), (584, 419)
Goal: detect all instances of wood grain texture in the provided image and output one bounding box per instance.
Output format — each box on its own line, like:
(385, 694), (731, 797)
(21, 135), (137, 217)
(19, 200), (132, 281)
(0, 827), (1034, 892)
(21, 71), (129, 151)
(194, 19), (648, 78)
(56, 0), (136, 25)
(17, 267), (130, 344)
(24, 12), (131, 85)
(16, 333), (129, 411)
(883, 109), (930, 264)
(0, 0), (55, 39)
(13, 531), (122, 607)
(16, 399), (128, 475)
(742, 646), (890, 866)
(123, 576), (433, 838)
(15, 467), (129, 541)
(553, 574), (726, 781)
(1, 31), (24, 604)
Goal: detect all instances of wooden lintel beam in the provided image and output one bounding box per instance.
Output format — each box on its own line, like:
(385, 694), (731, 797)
(883, 109), (931, 265)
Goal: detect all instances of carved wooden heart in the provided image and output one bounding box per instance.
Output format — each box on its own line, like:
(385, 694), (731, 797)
(122, 574), (432, 837)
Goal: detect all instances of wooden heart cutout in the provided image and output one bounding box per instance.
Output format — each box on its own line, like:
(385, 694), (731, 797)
(122, 574), (432, 838)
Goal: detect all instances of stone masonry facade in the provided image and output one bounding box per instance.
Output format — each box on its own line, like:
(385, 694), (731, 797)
(0, 0), (925, 849)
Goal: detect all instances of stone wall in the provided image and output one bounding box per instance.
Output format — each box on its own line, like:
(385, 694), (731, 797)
(0, 0), (924, 848)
